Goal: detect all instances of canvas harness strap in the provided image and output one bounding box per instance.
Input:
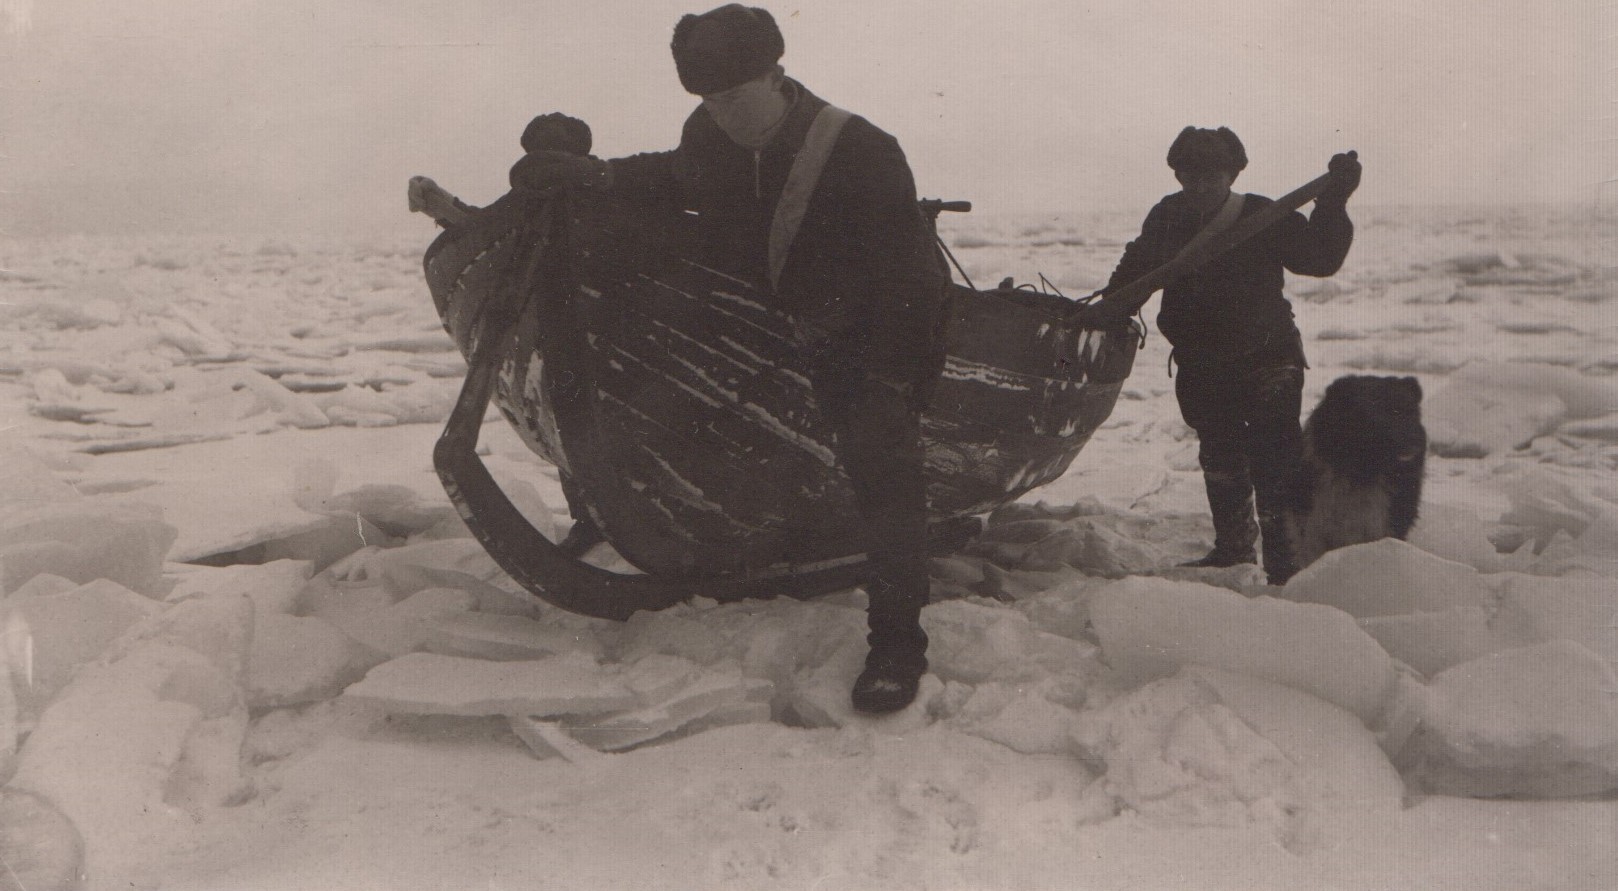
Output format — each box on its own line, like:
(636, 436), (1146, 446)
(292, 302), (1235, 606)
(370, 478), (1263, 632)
(767, 104), (853, 292)
(1164, 190), (1248, 378)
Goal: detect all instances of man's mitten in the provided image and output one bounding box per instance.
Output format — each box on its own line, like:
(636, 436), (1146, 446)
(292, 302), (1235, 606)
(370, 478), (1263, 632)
(1319, 150), (1361, 206)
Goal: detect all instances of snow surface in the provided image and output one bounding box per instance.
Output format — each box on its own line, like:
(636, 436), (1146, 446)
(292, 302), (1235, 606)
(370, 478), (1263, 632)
(2, 204), (1617, 890)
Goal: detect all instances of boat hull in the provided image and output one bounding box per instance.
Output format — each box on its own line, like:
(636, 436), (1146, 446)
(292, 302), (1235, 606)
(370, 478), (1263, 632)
(425, 192), (1135, 580)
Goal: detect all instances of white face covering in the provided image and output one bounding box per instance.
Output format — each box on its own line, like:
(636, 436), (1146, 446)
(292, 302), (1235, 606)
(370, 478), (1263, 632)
(701, 70), (792, 150)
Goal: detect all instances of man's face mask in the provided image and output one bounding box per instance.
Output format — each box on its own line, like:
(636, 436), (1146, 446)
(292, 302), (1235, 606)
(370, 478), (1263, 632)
(701, 72), (786, 148)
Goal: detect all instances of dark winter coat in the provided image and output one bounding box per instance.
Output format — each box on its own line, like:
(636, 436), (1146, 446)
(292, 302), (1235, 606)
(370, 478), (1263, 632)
(607, 79), (950, 370)
(1103, 191), (1354, 367)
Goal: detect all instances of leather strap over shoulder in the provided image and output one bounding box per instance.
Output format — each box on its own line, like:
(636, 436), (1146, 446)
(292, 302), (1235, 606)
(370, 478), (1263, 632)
(768, 104), (853, 292)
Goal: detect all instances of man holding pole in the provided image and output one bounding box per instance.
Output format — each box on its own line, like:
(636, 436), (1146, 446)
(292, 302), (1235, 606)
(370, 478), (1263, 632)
(1080, 127), (1361, 585)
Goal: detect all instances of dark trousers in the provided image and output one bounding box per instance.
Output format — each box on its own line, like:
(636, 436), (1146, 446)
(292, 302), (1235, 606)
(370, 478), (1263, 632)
(1174, 352), (1304, 583)
(806, 342), (942, 659)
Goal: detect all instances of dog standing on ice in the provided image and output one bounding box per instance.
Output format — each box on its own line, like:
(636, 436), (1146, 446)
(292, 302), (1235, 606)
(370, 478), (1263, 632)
(1285, 374), (1427, 571)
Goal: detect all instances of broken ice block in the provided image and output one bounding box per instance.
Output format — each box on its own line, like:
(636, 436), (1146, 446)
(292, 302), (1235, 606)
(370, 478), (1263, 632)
(0, 446), (80, 507)
(246, 614), (362, 708)
(342, 651), (637, 717)
(1469, 362), (1618, 418)
(236, 368), (330, 429)
(157, 305), (238, 359)
(298, 574), (400, 623)
(1429, 387), (1564, 457)
(3, 578), (162, 718)
(955, 680), (1080, 755)
(1089, 577), (1399, 728)
(1073, 664), (1402, 845)
(923, 599), (1100, 685)
(313, 484), (459, 540)
(1411, 640), (1618, 797)
(1282, 538), (1487, 619)
(167, 709), (251, 810)
(1073, 668), (1316, 837)
(1425, 362), (1618, 457)
(1489, 573), (1618, 665)
(422, 610), (603, 662)
(260, 513), (401, 572)
(1559, 413), (1618, 443)
(305, 584), (475, 662)
(508, 715), (604, 762)
(1497, 464), (1616, 547)
(617, 653), (704, 706)
(685, 698), (773, 734)
(1382, 277), (1459, 305)
(1185, 667), (1405, 809)
(0, 501), (177, 598)
(5, 573), (78, 599)
(0, 787), (85, 891)
(107, 591), (255, 688)
(164, 559), (314, 618)
(370, 537), (512, 597)
(1407, 502), (1504, 572)
(615, 610), (730, 665)
(1358, 606), (1514, 678)
(12, 641), (243, 880)
(562, 668), (771, 751)
(29, 367), (86, 405)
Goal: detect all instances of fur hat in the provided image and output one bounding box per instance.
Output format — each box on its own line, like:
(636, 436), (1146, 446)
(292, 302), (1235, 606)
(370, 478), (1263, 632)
(520, 113), (592, 156)
(671, 5), (785, 96)
(1166, 126), (1248, 174)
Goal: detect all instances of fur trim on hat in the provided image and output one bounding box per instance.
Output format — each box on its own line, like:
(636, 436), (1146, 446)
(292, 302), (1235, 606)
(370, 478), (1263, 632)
(521, 113), (593, 156)
(1167, 126), (1248, 174)
(671, 4), (785, 95)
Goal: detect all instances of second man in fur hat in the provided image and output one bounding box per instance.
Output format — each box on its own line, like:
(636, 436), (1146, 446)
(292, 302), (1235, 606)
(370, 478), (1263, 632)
(1086, 127), (1361, 585)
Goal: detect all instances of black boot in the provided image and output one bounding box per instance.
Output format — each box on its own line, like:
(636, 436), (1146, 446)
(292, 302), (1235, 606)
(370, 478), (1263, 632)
(1178, 546), (1258, 568)
(852, 621), (929, 714)
(1182, 468), (1259, 568)
(852, 562), (930, 714)
(852, 643), (928, 714)
(1258, 511), (1299, 586)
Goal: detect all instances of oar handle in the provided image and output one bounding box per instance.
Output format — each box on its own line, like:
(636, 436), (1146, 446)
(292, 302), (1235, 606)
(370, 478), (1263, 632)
(1074, 169), (1340, 326)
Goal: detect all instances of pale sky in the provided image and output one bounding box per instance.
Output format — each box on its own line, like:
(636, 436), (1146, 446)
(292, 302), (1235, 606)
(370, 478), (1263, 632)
(1, 0), (1611, 237)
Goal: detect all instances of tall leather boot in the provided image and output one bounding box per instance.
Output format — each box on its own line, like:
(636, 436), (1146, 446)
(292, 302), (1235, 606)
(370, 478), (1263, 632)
(1180, 468), (1259, 567)
(1249, 361), (1307, 586)
(1258, 510), (1299, 586)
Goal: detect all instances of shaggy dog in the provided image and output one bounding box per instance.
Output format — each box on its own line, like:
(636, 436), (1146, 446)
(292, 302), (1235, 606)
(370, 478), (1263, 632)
(1286, 374), (1427, 571)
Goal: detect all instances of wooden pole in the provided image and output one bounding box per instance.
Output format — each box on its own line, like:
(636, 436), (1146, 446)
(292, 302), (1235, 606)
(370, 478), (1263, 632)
(1075, 168), (1342, 327)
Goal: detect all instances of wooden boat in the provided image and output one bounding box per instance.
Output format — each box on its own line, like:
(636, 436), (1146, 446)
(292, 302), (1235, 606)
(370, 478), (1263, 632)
(423, 189), (1136, 619)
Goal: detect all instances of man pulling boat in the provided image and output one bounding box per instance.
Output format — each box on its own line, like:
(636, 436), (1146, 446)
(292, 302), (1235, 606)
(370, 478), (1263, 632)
(507, 4), (950, 714)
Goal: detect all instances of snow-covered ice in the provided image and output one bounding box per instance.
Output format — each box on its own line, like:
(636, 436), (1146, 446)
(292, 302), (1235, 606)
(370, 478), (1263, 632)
(2, 205), (1616, 889)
